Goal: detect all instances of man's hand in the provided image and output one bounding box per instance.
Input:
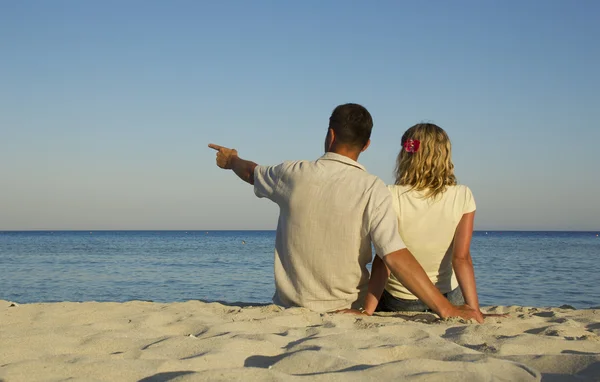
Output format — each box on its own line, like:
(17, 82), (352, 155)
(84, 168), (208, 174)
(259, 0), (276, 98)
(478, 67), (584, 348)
(444, 305), (484, 323)
(208, 144), (238, 169)
(208, 143), (258, 185)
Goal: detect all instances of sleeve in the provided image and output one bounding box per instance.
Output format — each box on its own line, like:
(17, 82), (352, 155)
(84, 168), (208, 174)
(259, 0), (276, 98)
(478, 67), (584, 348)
(387, 185), (401, 216)
(369, 182), (406, 258)
(463, 186), (476, 213)
(254, 163), (285, 200)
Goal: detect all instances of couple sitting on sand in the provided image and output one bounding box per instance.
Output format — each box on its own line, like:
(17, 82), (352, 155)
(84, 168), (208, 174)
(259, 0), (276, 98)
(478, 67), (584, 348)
(209, 103), (484, 323)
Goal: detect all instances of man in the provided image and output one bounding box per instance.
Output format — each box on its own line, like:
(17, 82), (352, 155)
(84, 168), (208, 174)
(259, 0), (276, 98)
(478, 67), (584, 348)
(209, 103), (481, 322)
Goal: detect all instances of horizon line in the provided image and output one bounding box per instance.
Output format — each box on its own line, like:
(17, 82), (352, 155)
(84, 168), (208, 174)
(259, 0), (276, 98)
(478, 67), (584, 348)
(1, 229), (598, 233)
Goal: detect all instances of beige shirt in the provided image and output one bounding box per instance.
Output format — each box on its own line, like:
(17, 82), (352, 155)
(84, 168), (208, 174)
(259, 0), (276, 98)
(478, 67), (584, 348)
(385, 184), (476, 300)
(254, 152), (406, 313)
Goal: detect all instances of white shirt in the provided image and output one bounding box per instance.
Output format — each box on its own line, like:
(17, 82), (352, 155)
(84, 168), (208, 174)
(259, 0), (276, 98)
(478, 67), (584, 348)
(254, 152), (406, 312)
(385, 184), (476, 300)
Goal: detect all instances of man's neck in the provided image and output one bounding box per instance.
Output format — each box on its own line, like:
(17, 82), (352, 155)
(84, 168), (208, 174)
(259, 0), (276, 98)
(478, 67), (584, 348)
(328, 146), (361, 162)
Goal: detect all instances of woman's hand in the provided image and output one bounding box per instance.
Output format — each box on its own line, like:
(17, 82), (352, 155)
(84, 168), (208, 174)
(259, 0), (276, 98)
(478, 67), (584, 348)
(334, 308), (371, 316)
(482, 311), (509, 318)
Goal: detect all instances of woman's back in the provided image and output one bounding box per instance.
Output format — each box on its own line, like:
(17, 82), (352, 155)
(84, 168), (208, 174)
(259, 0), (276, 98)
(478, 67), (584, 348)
(386, 184), (476, 300)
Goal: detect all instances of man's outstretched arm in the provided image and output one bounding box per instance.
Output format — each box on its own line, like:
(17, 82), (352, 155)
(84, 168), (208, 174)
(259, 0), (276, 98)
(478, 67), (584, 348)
(208, 144), (257, 185)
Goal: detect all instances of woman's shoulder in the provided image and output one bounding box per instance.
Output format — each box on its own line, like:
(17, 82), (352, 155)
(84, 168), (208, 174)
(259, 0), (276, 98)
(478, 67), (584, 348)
(387, 184), (412, 194)
(447, 185), (476, 212)
(387, 184), (473, 194)
(387, 184), (474, 204)
(447, 184), (473, 195)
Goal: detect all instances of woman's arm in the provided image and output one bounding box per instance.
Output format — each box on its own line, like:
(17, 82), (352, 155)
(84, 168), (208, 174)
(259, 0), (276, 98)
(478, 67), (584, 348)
(363, 255), (391, 315)
(452, 211), (480, 311)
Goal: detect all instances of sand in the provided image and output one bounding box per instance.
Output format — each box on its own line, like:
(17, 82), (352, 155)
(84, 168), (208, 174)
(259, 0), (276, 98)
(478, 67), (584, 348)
(1, 300), (599, 382)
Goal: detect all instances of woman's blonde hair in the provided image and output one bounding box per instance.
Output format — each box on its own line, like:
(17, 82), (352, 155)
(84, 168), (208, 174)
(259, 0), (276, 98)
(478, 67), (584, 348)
(394, 123), (457, 199)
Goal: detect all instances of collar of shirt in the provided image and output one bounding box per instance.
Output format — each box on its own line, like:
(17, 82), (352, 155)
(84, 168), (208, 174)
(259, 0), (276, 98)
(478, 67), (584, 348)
(318, 152), (366, 171)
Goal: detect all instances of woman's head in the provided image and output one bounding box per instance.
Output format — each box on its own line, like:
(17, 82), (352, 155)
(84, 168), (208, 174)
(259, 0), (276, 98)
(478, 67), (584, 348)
(394, 123), (457, 198)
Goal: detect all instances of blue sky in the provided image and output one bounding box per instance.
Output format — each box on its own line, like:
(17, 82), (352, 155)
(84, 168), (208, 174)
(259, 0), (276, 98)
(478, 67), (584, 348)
(1, 1), (598, 230)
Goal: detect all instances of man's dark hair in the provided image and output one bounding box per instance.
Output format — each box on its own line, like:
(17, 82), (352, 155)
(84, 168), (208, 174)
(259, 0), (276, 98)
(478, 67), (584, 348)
(328, 103), (373, 149)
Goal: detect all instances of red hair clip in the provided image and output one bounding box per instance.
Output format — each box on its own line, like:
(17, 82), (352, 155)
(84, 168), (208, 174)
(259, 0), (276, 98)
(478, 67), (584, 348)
(404, 139), (420, 153)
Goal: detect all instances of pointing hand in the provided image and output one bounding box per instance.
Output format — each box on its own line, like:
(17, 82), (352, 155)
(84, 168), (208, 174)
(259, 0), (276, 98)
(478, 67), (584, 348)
(208, 143), (238, 169)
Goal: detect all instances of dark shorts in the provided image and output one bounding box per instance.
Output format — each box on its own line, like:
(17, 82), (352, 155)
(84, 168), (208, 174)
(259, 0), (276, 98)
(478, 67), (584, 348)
(376, 287), (465, 312)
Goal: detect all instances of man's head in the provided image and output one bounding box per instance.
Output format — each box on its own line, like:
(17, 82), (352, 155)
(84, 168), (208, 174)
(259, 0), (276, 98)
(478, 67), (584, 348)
(325, 103), (373, 157)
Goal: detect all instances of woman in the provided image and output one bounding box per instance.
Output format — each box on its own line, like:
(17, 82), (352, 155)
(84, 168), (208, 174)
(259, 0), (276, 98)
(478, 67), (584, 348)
(364, 123), (482, 315)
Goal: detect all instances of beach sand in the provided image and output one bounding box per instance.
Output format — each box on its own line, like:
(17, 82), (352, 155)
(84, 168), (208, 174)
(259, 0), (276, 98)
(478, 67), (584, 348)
(1, 300), (599, 381)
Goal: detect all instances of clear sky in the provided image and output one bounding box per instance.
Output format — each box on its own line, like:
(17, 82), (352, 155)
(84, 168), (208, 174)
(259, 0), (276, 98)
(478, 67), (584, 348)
(1, 1), (598, 231)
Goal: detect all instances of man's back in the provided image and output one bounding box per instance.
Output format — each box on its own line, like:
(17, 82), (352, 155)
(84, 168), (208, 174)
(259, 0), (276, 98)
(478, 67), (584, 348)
(255, 152), (403, 312)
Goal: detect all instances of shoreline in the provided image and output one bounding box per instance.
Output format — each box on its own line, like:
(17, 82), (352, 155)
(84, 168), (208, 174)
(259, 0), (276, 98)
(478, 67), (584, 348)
(1, 300), (599, 381)
(4, 298), (600, 311)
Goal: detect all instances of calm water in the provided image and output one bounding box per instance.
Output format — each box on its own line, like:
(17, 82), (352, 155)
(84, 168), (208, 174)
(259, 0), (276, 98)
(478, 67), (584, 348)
(1, 231), (599, 308)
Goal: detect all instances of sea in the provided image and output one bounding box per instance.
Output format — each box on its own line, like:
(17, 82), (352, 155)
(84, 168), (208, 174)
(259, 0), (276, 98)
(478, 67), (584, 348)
(1, 231), (599, 309)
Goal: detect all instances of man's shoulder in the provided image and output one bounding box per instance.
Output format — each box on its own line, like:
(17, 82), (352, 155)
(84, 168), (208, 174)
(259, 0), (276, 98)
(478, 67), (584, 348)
(259, 160), (308, 172)
(362, 175), (393, 206)
(277, 159), (313, 173)
(283, 159), (312, 166)
(366, 173), (387, 189)
(271, 157), (386, 186)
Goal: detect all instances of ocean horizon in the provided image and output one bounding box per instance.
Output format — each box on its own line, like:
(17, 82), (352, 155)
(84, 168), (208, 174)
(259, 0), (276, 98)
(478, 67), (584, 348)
(1, 230), (598, 232)
(1, 230), (599, 309)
